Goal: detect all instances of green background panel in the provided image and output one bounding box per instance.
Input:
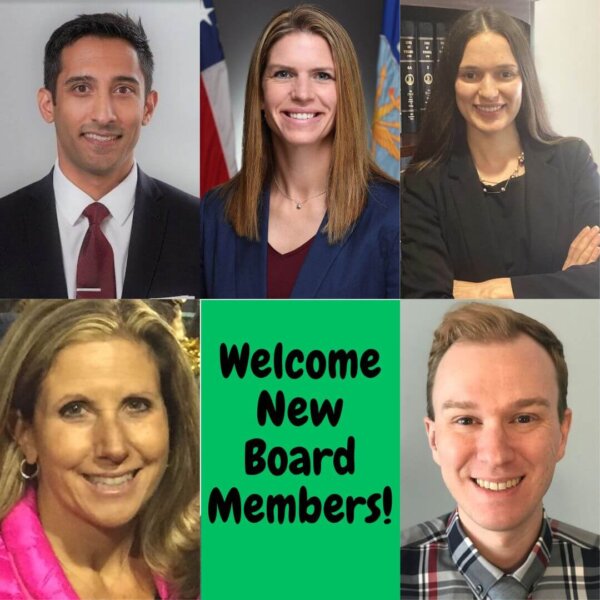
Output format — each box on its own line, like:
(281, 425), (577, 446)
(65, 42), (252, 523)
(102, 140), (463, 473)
(202, 300), (400, 599)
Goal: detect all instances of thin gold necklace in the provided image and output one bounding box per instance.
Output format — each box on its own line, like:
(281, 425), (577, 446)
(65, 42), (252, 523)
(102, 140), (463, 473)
(481, 152), (525, 194)
(273, 176), (326, 210)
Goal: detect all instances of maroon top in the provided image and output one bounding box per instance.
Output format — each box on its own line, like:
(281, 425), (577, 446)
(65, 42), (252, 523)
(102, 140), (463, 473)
(267, 236), (315, 298)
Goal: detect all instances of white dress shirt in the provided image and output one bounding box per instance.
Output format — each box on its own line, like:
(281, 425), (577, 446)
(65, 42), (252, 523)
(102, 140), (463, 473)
(53, 161), (137, 298)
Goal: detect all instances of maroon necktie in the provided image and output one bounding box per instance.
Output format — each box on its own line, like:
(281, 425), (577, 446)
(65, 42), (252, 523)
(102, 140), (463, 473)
(76, 203), (116, 299)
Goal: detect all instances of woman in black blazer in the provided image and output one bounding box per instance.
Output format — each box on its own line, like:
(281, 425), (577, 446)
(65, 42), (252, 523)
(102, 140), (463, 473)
(401, 7), (599, 299)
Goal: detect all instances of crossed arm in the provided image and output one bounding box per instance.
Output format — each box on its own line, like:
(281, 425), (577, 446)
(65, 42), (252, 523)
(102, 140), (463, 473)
(402, 140), (600, 299)
(453, 225), (600, 299)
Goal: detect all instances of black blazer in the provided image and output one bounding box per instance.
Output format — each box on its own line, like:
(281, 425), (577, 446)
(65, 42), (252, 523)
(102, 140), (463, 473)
(0, 167), (201, 299)
(401, 138), (600, 298)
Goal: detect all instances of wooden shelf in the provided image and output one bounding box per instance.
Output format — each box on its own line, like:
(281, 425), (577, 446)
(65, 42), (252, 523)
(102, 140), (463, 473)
(400, 133), (419, 158)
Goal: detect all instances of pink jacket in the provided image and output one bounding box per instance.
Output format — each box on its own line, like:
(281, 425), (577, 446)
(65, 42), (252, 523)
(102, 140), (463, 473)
(0, 487), (171, 599)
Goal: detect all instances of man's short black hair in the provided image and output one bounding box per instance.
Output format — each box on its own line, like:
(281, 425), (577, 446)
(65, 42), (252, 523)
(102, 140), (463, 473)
(44, 12), (154, 101)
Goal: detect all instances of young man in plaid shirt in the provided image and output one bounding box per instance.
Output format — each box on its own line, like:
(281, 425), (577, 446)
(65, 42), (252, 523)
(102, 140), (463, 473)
(401, 303), (599, 599)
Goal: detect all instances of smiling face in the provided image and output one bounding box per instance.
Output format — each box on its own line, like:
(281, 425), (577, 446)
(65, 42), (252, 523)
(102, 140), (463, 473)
(18, 338), (169, 532)
(261, 31), (337, 149)
(37, 35), (157, 194)
(425, 335), (571, 542)
(454, 32), (522, 137)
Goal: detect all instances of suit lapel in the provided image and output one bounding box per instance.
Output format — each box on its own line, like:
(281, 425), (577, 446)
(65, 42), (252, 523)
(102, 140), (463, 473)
(23, 172), (68, 297)
(234, 190), (268, 297)
(122, 168), (167, 298)
(447, 148), (506, 278)
(522, 139), (562, 271)
(291, 216), (347, 298)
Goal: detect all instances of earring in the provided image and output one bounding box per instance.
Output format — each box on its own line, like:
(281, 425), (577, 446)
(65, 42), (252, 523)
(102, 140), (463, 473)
(19, 459), (38, 480)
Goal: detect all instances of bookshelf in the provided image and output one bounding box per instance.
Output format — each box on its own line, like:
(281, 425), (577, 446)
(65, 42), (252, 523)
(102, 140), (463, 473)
(401, 0), (534, 25)
(400, 0), (535, 163)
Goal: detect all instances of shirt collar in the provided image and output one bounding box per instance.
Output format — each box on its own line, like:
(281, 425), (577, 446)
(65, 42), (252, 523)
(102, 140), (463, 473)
(446, 509), (553, 599)
(53, 160), (137, 226)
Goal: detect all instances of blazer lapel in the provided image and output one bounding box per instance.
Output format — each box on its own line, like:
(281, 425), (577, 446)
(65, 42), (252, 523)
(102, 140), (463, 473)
(23, 171), (68, 297)
(447, 147), (506, 279)
(291, 217), (346, 298)
(234, 189), (268, 297)
(122, 168), (167, 298)
(522, 139), (562, 271)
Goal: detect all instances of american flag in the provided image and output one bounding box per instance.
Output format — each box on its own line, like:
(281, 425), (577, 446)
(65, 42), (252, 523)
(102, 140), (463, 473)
(200, 0), (236, 195)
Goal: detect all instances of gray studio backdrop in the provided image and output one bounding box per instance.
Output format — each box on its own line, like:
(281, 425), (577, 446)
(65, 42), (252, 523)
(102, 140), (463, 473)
(401, 300), (600, 533)
(0, 1), (199, 198)
(212, 0), (384, 169)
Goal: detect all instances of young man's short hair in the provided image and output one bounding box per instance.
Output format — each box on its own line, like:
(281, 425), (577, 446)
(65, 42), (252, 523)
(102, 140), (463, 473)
(44, 12), (154, 100)
(426, 303), (568, 421)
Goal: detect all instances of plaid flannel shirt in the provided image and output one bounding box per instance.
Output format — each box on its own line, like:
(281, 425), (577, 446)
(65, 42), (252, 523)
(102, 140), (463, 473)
(401, 510), (599, 599)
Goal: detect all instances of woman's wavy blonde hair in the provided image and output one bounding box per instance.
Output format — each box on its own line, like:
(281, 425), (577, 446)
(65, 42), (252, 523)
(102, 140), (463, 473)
(0, 300), (199, 598)
(221, 3), (393, 244)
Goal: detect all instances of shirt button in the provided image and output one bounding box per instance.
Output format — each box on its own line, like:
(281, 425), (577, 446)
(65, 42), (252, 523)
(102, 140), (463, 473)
(476, 585), (483, 594)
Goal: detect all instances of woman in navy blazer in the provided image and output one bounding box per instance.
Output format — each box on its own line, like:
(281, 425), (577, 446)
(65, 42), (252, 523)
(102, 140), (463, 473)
(401, 8), (599, 299)
(200, 5), (399, 299)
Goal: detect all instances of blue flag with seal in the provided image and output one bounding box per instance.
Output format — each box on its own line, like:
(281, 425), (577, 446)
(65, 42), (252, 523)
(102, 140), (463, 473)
(372, 0), (400, 179)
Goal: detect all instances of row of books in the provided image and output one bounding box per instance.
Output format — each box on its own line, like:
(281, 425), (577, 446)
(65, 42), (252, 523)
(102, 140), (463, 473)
(400, 20), (448, 134)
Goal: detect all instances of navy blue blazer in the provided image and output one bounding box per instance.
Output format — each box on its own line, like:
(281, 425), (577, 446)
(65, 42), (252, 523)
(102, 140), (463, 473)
(402, 138), (600, 298)
(200, 181), (399, 298)
(0, 167), (201, 299)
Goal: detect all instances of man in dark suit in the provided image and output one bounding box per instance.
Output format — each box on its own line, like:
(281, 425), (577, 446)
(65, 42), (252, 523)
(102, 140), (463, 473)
(0, 13), (200, 299)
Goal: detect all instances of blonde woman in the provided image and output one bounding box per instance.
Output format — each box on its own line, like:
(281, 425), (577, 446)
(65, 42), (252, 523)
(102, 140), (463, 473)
(0, 300), (199, 599)
(201, 4), (399, 298)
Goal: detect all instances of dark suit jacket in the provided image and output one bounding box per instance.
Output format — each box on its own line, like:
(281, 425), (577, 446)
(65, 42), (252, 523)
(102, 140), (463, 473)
(401, 138), (600, 298)
(200, 181), (399, 298)
(0, 167), (201, 299)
